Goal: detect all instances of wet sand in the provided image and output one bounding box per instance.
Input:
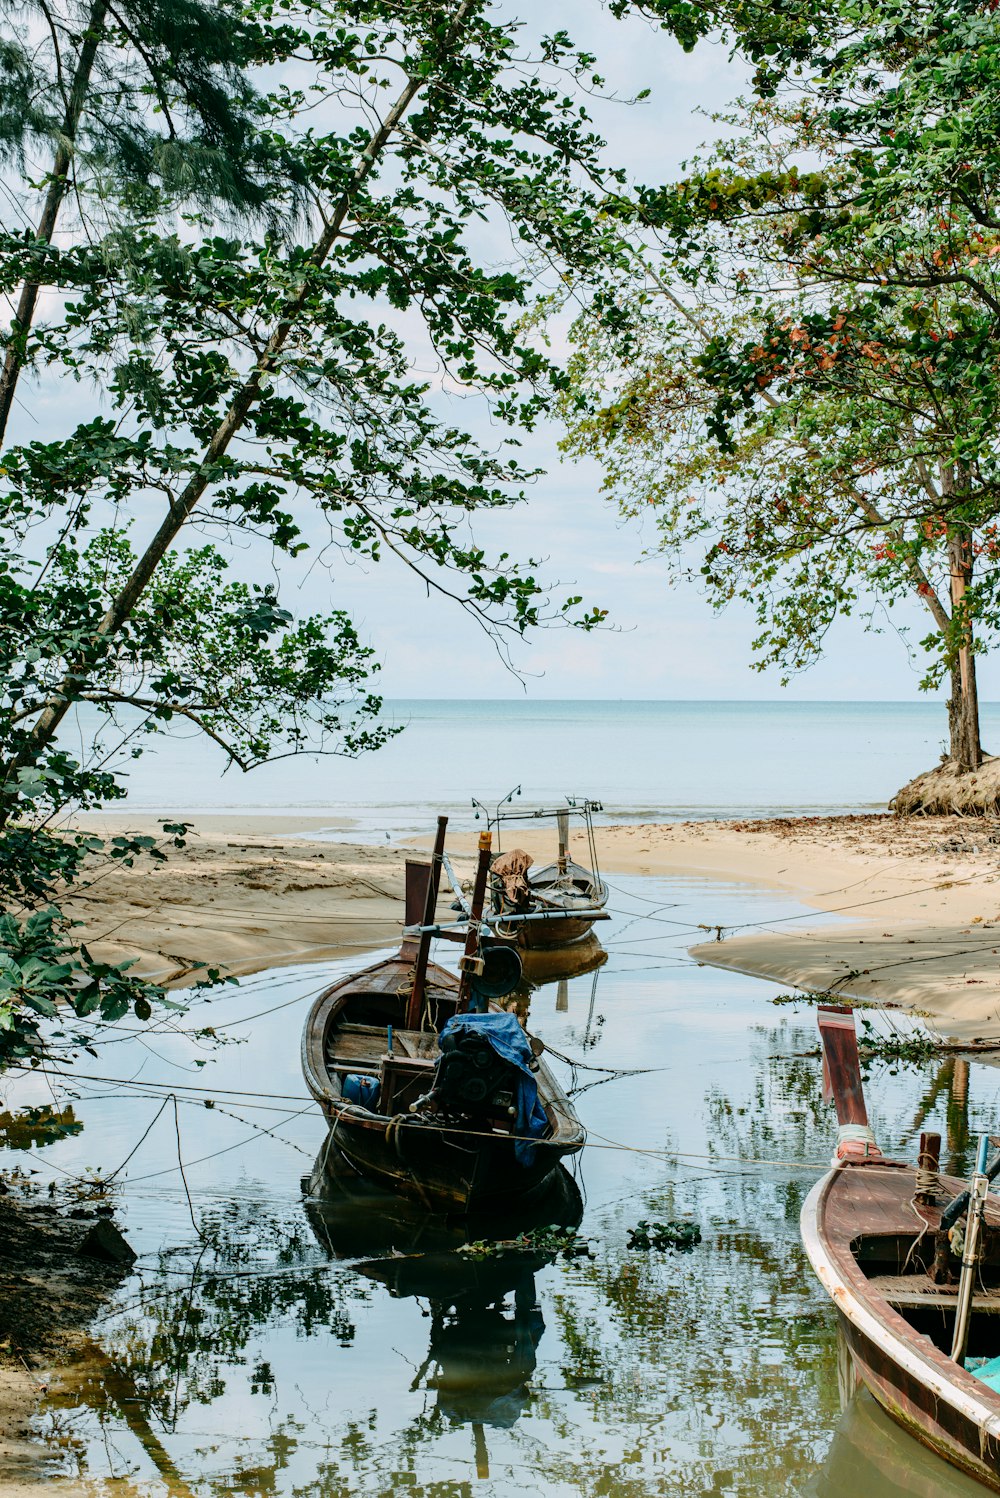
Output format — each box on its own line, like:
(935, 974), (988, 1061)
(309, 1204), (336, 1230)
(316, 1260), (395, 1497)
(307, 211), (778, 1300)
(66, 812), (1000, 1037)
(61, 816), (423, 983)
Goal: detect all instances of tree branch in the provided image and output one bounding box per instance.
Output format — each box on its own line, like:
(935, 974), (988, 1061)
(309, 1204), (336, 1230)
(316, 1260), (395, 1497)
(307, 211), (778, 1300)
(1, 0), (477, 806)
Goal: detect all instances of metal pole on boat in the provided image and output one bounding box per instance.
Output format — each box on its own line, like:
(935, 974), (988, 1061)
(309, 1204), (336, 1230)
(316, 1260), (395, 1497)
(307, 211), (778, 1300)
(950, 1132), (991, 1366)
(457, 831), (492, 1013)
(407, 815), (448, 1030)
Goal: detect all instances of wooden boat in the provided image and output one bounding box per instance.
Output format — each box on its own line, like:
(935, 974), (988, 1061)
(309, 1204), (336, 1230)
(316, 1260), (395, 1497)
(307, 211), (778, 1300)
(470, 795), (610, 951)
(303, 1148), (584, 1265)
(802, 1005), (1000, 1490)
(301, 953), (584, 1211)
(300, 823), (585, 1213)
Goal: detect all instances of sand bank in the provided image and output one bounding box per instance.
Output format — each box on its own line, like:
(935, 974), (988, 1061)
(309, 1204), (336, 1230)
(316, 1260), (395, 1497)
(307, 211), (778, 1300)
(601, 816), (1000, 1044)
(439, 815), (1000, 1042)
(66, 811), (1000, 1036)
(63, 815), (425, 983)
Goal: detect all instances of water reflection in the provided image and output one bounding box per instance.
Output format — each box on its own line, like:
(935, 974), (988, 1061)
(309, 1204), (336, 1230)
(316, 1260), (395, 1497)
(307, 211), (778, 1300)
(517, 933), (608, 988)
(812, 1383), (984, 1498)
(303, 1148), (585, 1259)
(8, 876), (1000, 1495)
(304, 1155), (580, 1472)
(911, 1056), (973, 1177)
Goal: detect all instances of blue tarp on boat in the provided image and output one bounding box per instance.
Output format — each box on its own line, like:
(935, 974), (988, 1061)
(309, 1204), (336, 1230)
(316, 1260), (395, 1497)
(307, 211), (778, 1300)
(970, 1354), (1000, 1392)
(439, 1012), (548, 1166)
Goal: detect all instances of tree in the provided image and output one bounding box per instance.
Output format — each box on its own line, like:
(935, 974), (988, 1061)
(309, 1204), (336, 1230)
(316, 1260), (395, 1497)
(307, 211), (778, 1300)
(563, 0), (1000, 792)
(0, 0), (290, 445)
(1, 0), (686, 1063)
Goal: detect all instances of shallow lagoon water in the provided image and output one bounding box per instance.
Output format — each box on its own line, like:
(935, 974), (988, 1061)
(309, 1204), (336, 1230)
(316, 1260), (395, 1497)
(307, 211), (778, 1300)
(4, 874), (1000, 1497)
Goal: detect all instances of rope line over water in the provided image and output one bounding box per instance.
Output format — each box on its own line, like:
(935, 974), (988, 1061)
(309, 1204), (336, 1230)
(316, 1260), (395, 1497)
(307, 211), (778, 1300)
(31, 1064), (830, 1181)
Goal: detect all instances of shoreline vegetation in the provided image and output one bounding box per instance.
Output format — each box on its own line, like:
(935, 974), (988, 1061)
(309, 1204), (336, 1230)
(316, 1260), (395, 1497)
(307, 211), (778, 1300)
(70, 811), (1000, 1042)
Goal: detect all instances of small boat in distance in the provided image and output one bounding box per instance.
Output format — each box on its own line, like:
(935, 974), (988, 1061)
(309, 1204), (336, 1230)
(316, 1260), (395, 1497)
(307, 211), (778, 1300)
(469, 792), (610, 951)
(300, 819), (585, 1213)
(803, 1005), (1000, 1491)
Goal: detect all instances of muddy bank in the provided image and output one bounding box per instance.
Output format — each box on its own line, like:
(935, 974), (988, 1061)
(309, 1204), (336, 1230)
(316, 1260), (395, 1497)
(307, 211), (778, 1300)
(0, 1181), (136, 1496)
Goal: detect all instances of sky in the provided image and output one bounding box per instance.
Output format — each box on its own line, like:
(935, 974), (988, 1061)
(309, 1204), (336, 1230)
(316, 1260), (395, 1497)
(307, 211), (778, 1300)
(7, 2), (990, 706)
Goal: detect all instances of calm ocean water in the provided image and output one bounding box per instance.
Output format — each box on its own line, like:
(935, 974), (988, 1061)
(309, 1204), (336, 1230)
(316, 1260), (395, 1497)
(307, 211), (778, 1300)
(74, 698), (1000, 839)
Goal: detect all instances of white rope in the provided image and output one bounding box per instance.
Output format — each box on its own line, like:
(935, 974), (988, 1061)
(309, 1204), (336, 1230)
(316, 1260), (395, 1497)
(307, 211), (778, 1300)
(834, 1122), (880, 1164)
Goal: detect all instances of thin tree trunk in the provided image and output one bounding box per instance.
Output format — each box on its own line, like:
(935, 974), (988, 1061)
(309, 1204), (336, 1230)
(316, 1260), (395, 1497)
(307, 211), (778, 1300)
(0, 0), (109, 447)
(943, 459), (983, 772)
(947, 527), (983, 770)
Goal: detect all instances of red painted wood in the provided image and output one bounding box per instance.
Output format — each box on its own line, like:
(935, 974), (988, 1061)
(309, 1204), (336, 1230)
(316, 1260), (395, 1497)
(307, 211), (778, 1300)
(819, 1004), (869, 1127)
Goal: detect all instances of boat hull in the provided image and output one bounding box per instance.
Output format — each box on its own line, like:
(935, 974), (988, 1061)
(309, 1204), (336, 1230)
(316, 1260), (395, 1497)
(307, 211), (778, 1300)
(517, 911), (603, 950)
(301, 954), (585, 1214)
(802, 1167), (1000, 1491)
(817, 1384), (987, 1498)
(834, 1299), (1000, 1489)
(318, 1102), (578, 1212)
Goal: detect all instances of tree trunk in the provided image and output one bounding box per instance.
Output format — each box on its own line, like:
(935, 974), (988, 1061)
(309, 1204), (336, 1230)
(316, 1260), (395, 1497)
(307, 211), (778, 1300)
(947, 527), (983, 771)
(0, 0), (109, 447)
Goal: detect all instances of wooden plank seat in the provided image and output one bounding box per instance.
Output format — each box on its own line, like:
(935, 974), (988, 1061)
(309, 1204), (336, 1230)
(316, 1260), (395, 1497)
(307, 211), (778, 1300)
(867, 1274), (1000, 1313)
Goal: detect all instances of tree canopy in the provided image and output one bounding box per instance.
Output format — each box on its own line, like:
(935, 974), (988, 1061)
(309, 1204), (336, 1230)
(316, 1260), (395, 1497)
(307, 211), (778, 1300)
(562, 0), (1000, 784)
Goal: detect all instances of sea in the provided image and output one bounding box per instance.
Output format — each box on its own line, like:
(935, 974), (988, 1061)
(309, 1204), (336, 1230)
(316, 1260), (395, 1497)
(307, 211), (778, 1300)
(77, 697), (1000, 839)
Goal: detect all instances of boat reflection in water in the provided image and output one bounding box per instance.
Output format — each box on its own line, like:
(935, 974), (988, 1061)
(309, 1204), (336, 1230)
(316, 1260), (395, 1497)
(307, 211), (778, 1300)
(813, 1374), (985, 1498)
(503, 933), (607, 1039)
(516, 930), (608, 988)
(303, 1151), (583, 1476)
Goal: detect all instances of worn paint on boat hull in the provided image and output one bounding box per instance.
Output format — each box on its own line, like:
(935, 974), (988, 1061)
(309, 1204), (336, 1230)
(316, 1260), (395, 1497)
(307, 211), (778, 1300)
(802, 1165), (1000, 1492)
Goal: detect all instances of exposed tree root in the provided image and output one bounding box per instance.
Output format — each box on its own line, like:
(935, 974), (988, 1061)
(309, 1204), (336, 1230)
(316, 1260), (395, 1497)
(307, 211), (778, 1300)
(891, 755), (1000, 816)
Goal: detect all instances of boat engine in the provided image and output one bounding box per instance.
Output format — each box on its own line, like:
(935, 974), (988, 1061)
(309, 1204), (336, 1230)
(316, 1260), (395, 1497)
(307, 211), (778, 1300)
(430, 1028), (519, 1124)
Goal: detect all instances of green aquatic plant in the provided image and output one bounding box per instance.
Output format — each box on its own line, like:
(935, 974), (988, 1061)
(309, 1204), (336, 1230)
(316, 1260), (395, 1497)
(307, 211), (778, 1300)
(626, 1220), (702, 1252)
(857, 1018), (941, 1070)
(770, 991), (881, 1011)
(458, 1226), (593, 1261)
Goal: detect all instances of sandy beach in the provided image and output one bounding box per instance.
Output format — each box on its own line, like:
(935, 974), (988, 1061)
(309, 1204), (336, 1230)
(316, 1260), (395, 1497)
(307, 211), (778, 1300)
(62, 815), (432, 983)
(65, 811), (1000, 1040)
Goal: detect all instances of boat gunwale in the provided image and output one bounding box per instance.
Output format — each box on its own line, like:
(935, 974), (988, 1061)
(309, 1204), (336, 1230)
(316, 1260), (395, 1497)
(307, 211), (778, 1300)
(801, 1163), (1000, 1442)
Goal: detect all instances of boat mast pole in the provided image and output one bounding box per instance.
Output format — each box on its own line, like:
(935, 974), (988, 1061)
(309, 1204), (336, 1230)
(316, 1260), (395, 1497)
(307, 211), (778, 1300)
(406, 815), (448, 1030)
(951, 1132), (991, 1365)
(457, 831), (492, 1013)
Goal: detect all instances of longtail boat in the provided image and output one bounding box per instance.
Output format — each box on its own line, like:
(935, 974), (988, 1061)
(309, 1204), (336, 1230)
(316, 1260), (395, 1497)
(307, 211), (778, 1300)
(300, 819), (585, 1213)
(463, 793), (609, 951)
(802, 1005), (1000, 1490)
